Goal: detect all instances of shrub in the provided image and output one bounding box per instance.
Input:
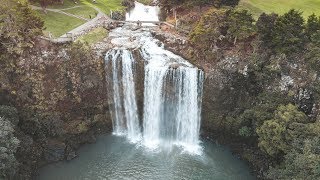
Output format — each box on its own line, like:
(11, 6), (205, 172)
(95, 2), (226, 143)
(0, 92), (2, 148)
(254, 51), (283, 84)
(0, 117), (20, 179)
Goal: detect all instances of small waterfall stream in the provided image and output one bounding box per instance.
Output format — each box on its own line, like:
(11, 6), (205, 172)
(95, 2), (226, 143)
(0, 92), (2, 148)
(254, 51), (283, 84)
(105, 2), (204, 153)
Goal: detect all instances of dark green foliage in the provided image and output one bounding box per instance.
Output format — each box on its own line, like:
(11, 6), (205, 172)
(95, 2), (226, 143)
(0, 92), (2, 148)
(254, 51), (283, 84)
(159, 0), (239, 8)
(311, 30), (320, 45)
(267, 136), (320, 180)
(226, 9), (255, 44)
(189, 8), (227, 60)
(219, 0), (240, 7)
(238, 126), (252, 137)
(305, 14), (320, 40)
(0, 106), (19, 126)
(256, 13), (278, 48)
(305, 45), (320, 74)
(0, 116), (20, 179)
(256, 104), (308, 156)
(271, 9), (305, 54)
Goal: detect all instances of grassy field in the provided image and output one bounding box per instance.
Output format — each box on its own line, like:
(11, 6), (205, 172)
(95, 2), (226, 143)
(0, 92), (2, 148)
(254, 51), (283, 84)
(33, 0), (124, 37)
(80, 0), (125, 15)
(37, 10), (85, 37)
(136, 0), (153, 5)
(238, 0), (320, 19)
(63, 6), (97, 19)
(76, 27), (108, 44)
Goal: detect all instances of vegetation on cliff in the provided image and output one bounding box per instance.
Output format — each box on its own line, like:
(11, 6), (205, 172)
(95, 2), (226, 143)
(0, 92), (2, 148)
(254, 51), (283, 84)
(1, 0), (109, 179)
(187, 2), (320, 179)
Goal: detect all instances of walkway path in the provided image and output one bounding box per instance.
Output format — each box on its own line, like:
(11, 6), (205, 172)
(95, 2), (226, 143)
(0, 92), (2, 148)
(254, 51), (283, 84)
(60, 6), (112, 38)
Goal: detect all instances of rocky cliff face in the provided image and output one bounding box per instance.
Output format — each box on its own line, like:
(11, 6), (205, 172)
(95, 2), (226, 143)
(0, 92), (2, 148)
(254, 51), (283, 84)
(0, 41), (113, 179)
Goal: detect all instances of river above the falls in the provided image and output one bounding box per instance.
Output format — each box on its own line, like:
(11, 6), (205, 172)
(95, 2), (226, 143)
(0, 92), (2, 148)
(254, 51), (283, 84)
(37, 134), (254, 180)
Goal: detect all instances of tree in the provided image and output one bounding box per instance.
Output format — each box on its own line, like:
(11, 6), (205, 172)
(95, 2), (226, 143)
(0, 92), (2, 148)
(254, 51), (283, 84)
(267, 137), (320, 180)
(226, 9), (255, 45)
(305, 13), (320, 40)
(271, 9), (306, 54)
(0, 0), (43, 98)
(305, 44), (320, 74)
(256, 104), (308, 156)
(256, 13), (278, 48)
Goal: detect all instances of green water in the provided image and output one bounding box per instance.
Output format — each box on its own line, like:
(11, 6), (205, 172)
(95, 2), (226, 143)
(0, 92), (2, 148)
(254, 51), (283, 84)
(37, 134), (255, 180)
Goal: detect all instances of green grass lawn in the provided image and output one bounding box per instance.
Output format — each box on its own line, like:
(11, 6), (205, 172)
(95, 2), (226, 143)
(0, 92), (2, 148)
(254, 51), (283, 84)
(36, 0), (124, 14)
(33, 0), (124, 37)
(76, 27), (108, 44)
(37, 10), (85, 37)
(80, 0), (125, 15)
(63, 6), (97, 19)
(238, 0), (320, 19)
(136, 0), (153, 5)
(47, 0), (84, 9)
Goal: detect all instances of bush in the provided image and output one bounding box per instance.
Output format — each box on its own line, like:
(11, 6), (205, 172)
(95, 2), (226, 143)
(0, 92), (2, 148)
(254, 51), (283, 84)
(256, 104), (308, 156)
(267, 137), (320, 180)
(271, 9), (305, 54)
(239, 126), (252, 137)
(0, 117), (20, 179)
(0, 106), (19, 126)
(226, 9), (255, 44)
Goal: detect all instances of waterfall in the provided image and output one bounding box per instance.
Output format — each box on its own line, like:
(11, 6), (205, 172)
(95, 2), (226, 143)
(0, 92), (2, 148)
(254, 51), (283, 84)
(143, 65), (204, 152)
(105, 24), (204, 153)
(105, 49), (141, 143)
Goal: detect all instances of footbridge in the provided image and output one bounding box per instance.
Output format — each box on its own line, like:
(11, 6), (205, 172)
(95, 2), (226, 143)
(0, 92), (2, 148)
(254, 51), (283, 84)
(116, 20), (175, 27)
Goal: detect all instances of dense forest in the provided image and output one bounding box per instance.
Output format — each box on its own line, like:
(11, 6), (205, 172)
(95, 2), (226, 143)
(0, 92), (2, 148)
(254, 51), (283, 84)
(1, 0), (320, 179)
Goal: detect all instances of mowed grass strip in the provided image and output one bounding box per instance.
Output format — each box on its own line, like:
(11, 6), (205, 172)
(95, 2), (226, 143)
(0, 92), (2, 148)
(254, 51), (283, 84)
(76, 27), (108, 44)
(37, 10), (85, 37)
(238, 0), (320, 19)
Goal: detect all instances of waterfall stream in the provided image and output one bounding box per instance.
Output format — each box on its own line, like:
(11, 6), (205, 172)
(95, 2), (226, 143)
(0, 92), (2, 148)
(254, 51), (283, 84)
(105, 2), (204, 153)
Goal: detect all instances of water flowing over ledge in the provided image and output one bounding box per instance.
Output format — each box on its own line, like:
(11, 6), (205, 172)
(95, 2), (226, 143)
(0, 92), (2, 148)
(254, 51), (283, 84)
(105, 23), (204, 154)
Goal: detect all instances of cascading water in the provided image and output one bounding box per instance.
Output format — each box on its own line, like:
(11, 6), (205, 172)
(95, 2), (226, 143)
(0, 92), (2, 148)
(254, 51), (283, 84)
(141, 43), (204, 153)
(105, 1), (204, 153)
(105, 49), (141, 143)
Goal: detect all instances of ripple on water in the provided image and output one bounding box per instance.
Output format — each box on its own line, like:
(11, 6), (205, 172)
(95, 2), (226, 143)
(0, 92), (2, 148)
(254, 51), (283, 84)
(37, 135), (254, 180)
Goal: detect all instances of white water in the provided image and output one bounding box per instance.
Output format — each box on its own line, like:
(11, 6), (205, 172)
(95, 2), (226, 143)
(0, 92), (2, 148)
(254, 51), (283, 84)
(125, 1), (160, 22)
(105, 49), (141, 143)
(106, 2), (204, 154)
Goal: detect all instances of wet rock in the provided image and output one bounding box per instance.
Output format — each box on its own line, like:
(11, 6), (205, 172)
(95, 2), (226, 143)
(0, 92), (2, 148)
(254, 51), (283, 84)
(44, 140), (66, 162)
(111, 11), (125, 21)
(169, 63), (180, 69)
(66, 151), (77, 161)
